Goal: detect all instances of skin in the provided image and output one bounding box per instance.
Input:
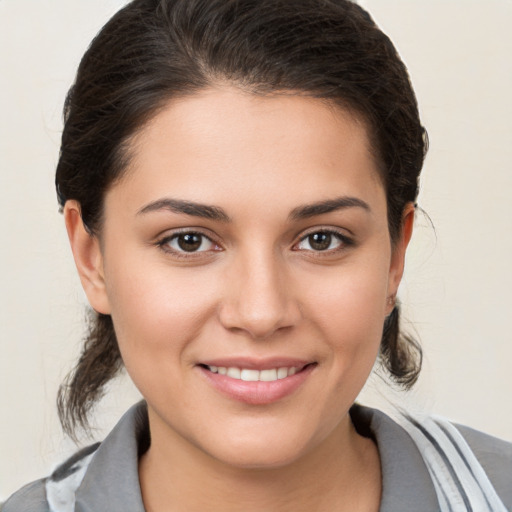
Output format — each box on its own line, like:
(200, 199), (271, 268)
(65, 86), (414, 512)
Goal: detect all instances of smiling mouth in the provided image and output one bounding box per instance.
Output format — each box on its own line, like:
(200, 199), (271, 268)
(199, 363), (314, 382)
(197, 362), (316, 404)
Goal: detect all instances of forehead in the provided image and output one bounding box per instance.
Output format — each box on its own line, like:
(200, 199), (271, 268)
(111, 86), (385, 219)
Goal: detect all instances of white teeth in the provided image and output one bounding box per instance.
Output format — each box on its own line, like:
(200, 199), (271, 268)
(240, 369), (259, 382)
(206, 365), (300, 381)
(259, 369), (278, 381)
(226, 367), (241, 379)
(277, 367), (288, 379)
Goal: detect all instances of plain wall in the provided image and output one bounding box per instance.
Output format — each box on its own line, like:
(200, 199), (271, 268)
(1, 0), (511, 500)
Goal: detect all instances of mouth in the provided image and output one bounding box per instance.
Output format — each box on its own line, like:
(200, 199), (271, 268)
(197, 361), (317, 405)
(199, 364), (309, 381)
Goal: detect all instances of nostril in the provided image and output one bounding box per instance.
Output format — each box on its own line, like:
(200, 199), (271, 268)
(217, 297), (302, 340)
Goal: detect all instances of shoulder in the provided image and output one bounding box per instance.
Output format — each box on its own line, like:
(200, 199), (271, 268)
(400, 410), (512, 510)
(351, 404), (512, 512)
(456, 423), (512, 506)
(2, 402), (147, 512)
(2, 479), (49, 512)
(456, 422), (512, 466)
(2, 443), (100, 512)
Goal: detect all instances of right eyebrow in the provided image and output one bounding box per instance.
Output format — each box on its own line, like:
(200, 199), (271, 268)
(137, 198), (231, 222)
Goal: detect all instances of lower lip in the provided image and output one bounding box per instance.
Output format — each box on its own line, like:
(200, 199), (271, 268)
(198, 365), (316, 405)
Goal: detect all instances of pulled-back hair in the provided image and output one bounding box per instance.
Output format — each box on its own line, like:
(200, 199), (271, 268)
(56, 0), (427, 437)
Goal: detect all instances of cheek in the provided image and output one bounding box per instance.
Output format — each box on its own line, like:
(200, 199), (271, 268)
(305, 256), (389, 319)
(104, 259), (220, 375)
(299, 257), (389, 367)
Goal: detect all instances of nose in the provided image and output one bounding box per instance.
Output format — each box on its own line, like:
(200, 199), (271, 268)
(218, 249), (301, 340)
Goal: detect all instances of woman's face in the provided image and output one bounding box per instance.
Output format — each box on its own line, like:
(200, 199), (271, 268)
(71, 87), (411, 468)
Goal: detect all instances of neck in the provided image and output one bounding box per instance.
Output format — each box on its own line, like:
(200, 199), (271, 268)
(139, 409), (381, 512)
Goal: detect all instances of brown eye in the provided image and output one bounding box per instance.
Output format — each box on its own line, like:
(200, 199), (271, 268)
(163, 232), (216, 253)
(296, 230), (348, 252)
(177, 233), (203, 252)
(308, 232), (332, 251)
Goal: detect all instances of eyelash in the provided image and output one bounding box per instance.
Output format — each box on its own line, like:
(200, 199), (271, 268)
(156, 230), (221, 259)
(156, 228), (354, 259)
(293, 228), (354, 255)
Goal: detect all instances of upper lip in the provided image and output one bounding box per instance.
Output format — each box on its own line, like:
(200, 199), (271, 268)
(198, 357), (313, 371)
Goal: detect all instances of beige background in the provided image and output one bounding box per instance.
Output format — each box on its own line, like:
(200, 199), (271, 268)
(1, 0), (511, 500)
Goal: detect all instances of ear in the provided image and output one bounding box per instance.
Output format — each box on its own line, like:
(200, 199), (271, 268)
(387, 203), (415, 312)
(64, 200), (111, 314)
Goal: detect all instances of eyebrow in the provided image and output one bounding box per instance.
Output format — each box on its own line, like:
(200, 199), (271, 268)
(137, 195), (370, 223)
(289, 196), (371, 220)
(137, 198), (231, 222)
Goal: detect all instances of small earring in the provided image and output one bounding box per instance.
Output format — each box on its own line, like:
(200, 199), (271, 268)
(387, 294), (396, 307)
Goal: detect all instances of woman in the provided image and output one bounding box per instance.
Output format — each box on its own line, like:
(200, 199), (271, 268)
(4, 0), (511, 511)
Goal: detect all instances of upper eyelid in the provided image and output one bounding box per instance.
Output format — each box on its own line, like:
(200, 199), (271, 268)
(293, 227), (354, 252)
(296, 226), (353, 241)
(154, 226), (353, 249)
(156, 230), (220, 253)
(156, 227), (218, 243)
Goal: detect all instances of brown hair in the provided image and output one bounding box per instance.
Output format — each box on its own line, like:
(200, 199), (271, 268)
(56, 0), (427, 436)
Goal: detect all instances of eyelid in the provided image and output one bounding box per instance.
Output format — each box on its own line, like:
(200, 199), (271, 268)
(293, 227), (354, 252)
(156, 228), (223, 258)
(154, 226), (353, 258)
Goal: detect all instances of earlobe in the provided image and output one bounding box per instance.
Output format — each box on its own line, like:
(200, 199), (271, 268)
(387, 203), (415, 311)
(64, 201), (111, 314)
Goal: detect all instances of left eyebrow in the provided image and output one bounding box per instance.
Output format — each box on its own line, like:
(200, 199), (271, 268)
(288, 196), (371, 221)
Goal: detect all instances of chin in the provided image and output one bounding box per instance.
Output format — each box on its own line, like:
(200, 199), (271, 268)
(215, 446), (306, 470)
(203, 427), (318, 470)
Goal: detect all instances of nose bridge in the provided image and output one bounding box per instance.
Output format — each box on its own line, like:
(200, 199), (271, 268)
(219, 243), (299, 339)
